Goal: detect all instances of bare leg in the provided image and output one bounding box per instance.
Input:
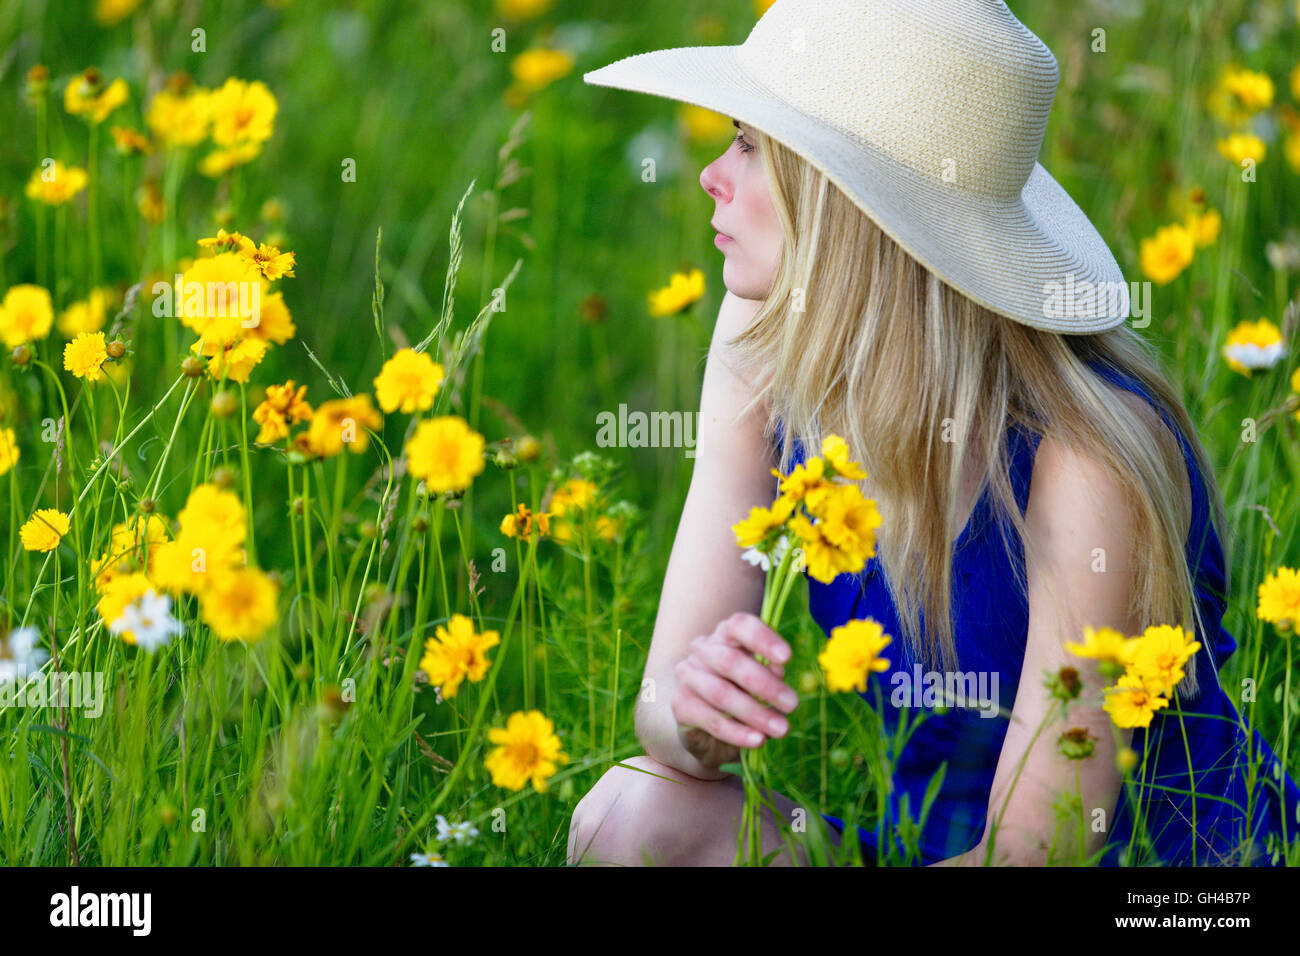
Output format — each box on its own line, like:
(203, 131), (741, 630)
(567, 754), (848, 866)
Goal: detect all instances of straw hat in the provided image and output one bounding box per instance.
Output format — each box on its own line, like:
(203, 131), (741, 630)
(583, 0), (1131, 334)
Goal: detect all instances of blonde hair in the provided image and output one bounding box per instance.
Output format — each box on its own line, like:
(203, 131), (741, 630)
(726, 127), (1229, 699)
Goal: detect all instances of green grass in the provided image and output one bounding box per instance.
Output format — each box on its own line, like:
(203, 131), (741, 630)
(0, 0), (1298, 866)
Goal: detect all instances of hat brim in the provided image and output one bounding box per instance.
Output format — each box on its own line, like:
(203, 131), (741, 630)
(585, 44), (1130, 334)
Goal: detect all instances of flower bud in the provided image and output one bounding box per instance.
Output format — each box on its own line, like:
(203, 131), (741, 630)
(11, 345), (32, 366)
(106, 340), (126, 359)
(181, 355), (204, 378)
(515, 434), (541, 462)
(211, 465), (236, 489)
(210, 390), (238, 418)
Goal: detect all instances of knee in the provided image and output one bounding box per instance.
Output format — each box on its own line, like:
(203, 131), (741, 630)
(567, 754), (690, 866)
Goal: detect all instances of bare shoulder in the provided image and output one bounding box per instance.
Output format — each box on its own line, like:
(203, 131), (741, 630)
(1023, 384), (1192, 584)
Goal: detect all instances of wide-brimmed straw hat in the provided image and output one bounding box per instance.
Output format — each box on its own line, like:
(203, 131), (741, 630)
(583, 0), (1131, 334)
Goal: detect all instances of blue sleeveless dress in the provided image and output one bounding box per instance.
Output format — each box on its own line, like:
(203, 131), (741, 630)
(773, 357), (1300, 866)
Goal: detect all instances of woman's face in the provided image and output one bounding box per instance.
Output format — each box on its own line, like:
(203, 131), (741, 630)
(700, 119), (783, 301)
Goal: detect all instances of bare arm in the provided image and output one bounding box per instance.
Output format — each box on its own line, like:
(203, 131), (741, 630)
(634, 290), (795, 780)
(932, 434), (1141, 866)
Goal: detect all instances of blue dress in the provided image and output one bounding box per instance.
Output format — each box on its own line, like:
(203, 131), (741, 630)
(773, 357), (1300, 866)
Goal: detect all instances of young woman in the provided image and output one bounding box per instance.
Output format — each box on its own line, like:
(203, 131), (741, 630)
(568, 0), (1300, 866)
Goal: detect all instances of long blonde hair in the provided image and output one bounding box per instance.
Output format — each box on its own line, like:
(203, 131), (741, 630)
(725, 127), (1229, 699)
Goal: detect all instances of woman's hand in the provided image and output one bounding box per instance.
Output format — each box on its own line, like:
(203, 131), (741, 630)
(671, 612), (799, 771)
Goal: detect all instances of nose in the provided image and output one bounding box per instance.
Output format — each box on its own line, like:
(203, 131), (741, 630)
(700, 157), (729, 202)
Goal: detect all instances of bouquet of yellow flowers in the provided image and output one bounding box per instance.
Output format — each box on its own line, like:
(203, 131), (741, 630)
(729, 433), (881, 864)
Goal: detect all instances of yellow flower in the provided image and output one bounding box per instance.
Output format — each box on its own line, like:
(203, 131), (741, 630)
(496, 0), (551, 19)
(197, 228), (249, 252)
(821, 434), (867, 480)
(145, 85), (212, 148)
(20, 508), (70, 552)
(0, 428), (19, 478)
(95, 0), (142, 26)
(1138, 223), (1195, 285)
(176, 252), (265, 346)
(483, 709), (569, 793)
(404, 416), (486, 492)
(500, 504), (552, 540)
(732, 496), (795, 549)
(109, 125), (152, 155)
(679, 104), (732, 143)
(1221, 318), (1285, 377)
(137, 178), (164, 223)
(237, 239), (295, 280)
(306, 394), (382, 457)
(24, 161), (87, 205)
(1185, 208), (1221, 248)
(648, 268), (705, 317)
(1258, 566), (1300, 633)
(548, 478), (598, 515)
(509, 49), (574, 94)
(91, 514), (171, 592)
(1216, 132), (1266, 167)
(773, 457), (831, 510)
(209, 78), (278, 147)
(0, 284), (54, 347)
(150, 484), (246, 595)
(199, 567), (279, 641)
(818, 618), (892, 693)
(96, 572), (154, 644)
(789, 483), (881, 585)
(419, 613), (500, 699)
(1207, 66), (1274, 126)
(64, 331), (110, 382)
(57, 288), (111, 337)
(193, 336), (270, 384)
(64, 72), (128, 123)
(373, 348), (445, 414)
(1065, 625), (1137, 680)
(253, 380), (313, 444)
(199, 142), (262, 178)
(1124, 624), (1200, 697)
(1102, 673), (1169, 729)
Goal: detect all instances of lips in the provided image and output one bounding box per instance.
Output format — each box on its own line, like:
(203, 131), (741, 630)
(711, 222), (733, 240)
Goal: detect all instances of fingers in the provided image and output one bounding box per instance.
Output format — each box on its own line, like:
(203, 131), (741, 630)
(674, 656), (793, 742)
(691, 635), (798, 716)
(720, 611), (792, 670)
(672, 681), (767, 750)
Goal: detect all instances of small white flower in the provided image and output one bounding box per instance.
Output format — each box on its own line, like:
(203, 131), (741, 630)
(741, 534), (806, 574)
(435, 814), (480, 845)
(410, 851), (448, 867)
(0, 626), (49, 684)
(109, 589), (184, 652)
(1223, 340), (1286, 370)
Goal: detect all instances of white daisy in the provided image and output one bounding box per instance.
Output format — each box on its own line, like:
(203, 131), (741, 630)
(108, 589), (184, 652)
(740, 533), (805, 574)
(0, 626), (49, 684)
(410, 850), (448, 867)
(435, 814), (480, 845)
(1223, 340), (1286, 370)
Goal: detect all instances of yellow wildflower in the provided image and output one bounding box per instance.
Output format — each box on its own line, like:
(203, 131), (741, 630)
(500, 503), (552, 540)
(64, 331), (110, 381)
(1216, 132), (1267, 167)
(64, 71), (128, 123)
(199, 567), (279, 641)
(208, 78), (278, 147)
(420, 613), (500, 699)
(20, 508), (71, 552)
(1103, 673), (1169, 729)
(373, 348), (445, 414)
(0, 284), (54, 348)
(821, 434), (867, 480)
(509, 49), (574, 94)
(1258, 566), (1300, 633)
(483, 710), (569, 793)
(253, 380), (313, 444)
(0, 428), (19, 478)
(57, 288), (111, 337)
(818, 617), (892, 693)
(1138, 223), (1194, 285)
(404, 416), (486, 492)
(24, 161), (87, 205)
(306, 394), (382, 457)
(145, 84), (212, 148)
(732, 496), (795, 549)
(648, 268), (705, 317)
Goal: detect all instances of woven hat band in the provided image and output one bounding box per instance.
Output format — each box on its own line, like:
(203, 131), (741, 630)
(735, 0), (1060, 200)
